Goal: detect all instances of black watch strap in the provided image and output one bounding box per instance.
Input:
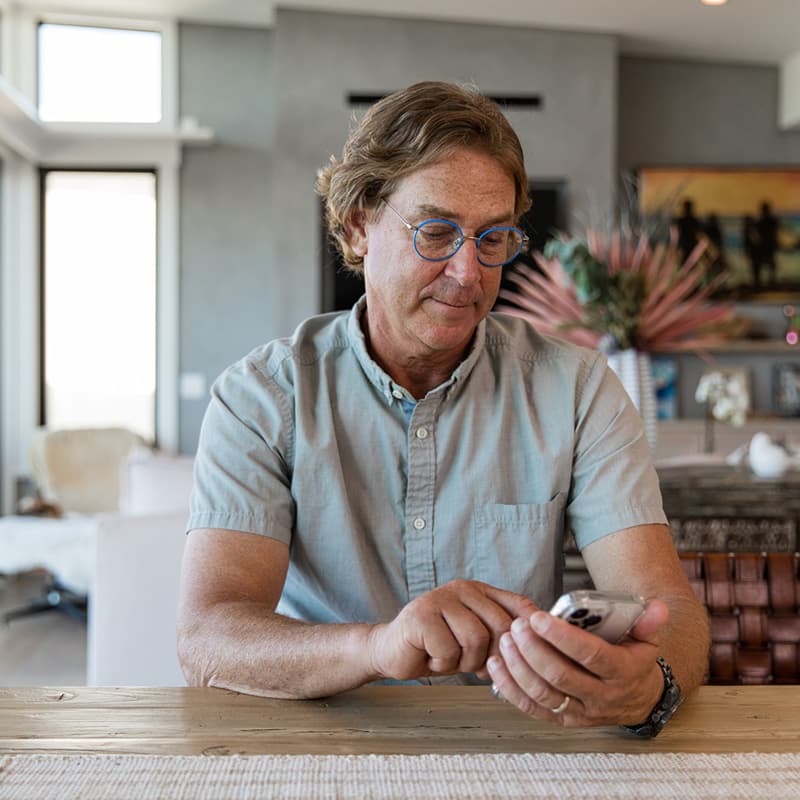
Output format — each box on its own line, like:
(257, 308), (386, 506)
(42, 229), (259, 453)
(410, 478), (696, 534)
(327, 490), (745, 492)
(621, 656), (683, 738)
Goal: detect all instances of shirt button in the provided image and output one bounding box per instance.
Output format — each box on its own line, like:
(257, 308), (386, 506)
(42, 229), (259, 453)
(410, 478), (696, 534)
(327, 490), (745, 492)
(392, 389), (403, 399)
(413, 517), (426, 530)
(416, 427), (428, 440)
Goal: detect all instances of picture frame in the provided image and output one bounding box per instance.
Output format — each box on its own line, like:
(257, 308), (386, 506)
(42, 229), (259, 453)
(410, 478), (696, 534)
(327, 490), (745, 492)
(637, 167), (800, 300)
(773, 363), (800, 417)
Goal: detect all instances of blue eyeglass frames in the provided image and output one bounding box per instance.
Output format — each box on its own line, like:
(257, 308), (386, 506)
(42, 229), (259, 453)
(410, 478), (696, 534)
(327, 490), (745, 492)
(382, 200), (528, 268)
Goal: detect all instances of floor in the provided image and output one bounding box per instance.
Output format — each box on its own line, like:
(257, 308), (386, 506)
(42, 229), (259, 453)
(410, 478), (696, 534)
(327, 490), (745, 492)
(0, 571), (86, 686)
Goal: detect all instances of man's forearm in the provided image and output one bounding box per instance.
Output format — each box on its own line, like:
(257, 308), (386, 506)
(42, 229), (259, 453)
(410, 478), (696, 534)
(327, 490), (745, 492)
(178, 600), (380, 699)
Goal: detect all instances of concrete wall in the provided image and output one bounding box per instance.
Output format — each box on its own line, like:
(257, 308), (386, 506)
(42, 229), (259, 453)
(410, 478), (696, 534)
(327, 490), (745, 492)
(178, 23), (273, 451)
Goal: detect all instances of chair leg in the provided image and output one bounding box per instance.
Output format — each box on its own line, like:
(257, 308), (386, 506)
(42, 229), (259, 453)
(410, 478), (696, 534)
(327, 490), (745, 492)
(4, 579), (87, 624)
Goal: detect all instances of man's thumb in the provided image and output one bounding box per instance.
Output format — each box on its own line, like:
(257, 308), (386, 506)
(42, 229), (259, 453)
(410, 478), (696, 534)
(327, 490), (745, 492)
(630, 598), (669, 645)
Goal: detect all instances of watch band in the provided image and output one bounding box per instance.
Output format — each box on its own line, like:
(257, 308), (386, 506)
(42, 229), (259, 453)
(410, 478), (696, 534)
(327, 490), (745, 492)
(621, 656), (683, 738)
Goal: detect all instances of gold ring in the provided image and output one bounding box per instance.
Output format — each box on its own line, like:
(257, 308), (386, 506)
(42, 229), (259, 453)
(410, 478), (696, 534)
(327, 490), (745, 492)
(551, 695), (571, 714)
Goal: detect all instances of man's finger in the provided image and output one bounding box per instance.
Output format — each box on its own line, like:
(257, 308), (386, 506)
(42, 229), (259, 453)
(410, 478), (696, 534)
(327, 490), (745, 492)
(481, 584), (540, 619)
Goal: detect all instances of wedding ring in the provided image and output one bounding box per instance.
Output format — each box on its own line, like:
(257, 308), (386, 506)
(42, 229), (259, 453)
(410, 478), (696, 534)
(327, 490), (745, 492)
(551, 695), (571, 715)
(491, 684), (507, 702)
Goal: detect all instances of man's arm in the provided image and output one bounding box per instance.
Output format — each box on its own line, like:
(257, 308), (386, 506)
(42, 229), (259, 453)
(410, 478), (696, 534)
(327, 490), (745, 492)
(177, 528), (538, 699)
(486, 523), (710, 727)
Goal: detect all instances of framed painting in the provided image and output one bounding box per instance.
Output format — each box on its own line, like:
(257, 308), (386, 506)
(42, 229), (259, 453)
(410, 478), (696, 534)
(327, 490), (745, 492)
(637, 167), (800, 299)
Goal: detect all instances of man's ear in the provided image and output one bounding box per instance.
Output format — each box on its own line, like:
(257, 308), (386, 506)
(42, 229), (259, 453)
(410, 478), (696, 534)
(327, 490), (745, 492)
(345, 210), (368, 257)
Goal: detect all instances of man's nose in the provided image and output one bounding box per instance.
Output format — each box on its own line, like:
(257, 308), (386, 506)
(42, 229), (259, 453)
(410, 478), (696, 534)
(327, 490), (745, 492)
(443, 238), (482, 286)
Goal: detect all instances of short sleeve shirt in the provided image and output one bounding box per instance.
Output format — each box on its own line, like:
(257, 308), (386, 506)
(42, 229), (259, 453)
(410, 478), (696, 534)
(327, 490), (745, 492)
(188, 299), (666, 639)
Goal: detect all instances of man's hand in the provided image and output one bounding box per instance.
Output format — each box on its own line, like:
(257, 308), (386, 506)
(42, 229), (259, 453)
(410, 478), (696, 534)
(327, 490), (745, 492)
(486, 599), (670, 727)
(367, 580), (539, 682)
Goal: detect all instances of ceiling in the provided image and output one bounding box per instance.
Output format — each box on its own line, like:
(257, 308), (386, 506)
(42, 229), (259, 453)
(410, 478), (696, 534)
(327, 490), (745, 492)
(13, 0), (800, 66)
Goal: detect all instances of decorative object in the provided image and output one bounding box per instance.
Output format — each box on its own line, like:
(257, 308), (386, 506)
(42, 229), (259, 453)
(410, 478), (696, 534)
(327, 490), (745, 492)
(605, 349), (658, 450)
(783, 304), (798, 346)
(638, 167), (800, 300)
(496, 223), (738, 452)
(695, 368), (750, 453)
(773, 363), (800, 416)
(652, 357), (678, 420)
(748, 432), (795, 479)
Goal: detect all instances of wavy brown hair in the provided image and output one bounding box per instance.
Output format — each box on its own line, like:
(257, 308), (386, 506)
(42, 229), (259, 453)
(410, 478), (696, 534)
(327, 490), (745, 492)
(316, 81), (531, 273)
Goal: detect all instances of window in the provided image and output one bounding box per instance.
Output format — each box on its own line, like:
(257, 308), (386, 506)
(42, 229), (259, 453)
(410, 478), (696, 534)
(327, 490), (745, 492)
(41, 170), (157, 441)
(38, 23), (162, 123)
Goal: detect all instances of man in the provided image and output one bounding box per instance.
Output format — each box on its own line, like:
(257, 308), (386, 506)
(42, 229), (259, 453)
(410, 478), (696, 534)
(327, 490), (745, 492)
(178, 81), (709, 733)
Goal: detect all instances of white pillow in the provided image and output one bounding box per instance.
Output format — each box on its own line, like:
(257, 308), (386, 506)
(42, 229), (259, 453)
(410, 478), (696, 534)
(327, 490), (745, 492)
(119, 448), (195, 515)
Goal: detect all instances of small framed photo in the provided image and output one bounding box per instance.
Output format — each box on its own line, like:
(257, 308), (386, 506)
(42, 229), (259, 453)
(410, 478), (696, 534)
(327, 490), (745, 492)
(651, 357), (678, 420)
(773, 364), (800, 417)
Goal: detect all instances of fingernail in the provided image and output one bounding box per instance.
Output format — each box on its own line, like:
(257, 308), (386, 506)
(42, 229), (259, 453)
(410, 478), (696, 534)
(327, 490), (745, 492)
(530, 612), (549, 633)
(511, 617), (527, 635)
(500, 632), (513, 651)
(487, 656), (500, 671)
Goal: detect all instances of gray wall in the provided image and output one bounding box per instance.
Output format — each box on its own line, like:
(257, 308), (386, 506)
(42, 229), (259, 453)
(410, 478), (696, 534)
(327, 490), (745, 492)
(178, 23), (273, 451)
(619, 56), (800, 418)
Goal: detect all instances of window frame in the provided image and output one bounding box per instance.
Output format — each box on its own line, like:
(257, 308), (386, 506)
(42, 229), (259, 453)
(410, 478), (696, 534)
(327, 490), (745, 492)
(35, 12), (177, 130)
(38, 165), (159, 440)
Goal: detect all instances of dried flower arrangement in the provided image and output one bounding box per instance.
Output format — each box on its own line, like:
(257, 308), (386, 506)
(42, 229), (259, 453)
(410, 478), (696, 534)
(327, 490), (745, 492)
(496, 229), (740, 353)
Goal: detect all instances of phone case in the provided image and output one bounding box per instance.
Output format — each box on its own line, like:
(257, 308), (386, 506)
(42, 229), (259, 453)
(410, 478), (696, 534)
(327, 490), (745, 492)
(549, 590), (646, 643)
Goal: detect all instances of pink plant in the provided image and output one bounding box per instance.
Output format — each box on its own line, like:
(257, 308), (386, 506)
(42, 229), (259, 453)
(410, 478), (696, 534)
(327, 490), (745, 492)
(496, 228), (737, 353)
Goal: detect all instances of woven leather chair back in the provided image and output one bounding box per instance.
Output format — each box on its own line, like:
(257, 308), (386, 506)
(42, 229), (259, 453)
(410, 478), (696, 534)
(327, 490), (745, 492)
(679, 552), (800, 685)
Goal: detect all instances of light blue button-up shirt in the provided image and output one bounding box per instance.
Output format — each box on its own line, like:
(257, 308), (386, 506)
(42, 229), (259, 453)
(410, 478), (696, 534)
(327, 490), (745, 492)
(188, 297), (667, 681)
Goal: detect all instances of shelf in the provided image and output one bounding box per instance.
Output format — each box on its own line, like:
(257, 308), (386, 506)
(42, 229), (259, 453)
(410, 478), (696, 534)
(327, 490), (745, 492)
(660, 340), (798, 354)
(0, 75), (214, 162)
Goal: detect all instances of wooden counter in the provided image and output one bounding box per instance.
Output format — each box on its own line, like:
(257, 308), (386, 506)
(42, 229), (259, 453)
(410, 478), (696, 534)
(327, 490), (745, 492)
(1, 684), (798, 755)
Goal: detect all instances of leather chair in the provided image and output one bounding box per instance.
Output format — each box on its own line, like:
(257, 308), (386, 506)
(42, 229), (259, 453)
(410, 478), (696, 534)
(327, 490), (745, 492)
(679, 552), (800, 684)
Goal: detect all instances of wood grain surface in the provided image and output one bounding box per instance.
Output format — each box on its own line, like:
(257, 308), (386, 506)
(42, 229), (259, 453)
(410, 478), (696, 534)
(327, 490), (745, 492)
(1, 685), (798, 755)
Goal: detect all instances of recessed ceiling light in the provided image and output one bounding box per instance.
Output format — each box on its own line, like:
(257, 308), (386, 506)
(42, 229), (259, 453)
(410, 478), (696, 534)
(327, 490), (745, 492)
(701, 0), (728, 6)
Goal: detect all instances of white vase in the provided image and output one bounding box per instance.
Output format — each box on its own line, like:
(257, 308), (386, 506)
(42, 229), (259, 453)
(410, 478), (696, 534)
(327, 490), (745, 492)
(606, 349), (658, 453)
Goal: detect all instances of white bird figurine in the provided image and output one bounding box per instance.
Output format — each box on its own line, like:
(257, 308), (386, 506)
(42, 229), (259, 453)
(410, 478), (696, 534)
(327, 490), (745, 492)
(748, 432), (792, 478)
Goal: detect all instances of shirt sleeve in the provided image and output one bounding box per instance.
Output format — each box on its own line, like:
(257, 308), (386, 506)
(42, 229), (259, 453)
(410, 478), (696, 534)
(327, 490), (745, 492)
(567, 352), (668, 550)
(186, 350), (296, 545)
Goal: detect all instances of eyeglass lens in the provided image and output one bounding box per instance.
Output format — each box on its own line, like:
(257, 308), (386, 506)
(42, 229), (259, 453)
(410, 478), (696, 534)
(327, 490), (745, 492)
(414, 220), (524, 267)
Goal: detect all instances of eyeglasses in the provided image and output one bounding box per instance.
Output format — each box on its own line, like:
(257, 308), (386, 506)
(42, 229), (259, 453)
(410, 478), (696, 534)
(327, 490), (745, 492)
(382, 200), (528, 268)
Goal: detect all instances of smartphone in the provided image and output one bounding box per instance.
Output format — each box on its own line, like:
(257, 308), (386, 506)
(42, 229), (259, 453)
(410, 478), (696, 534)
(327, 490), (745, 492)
(549, 590), (646, 644)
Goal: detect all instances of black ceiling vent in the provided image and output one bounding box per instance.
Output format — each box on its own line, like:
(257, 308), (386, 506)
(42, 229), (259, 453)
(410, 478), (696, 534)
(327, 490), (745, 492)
(346, 93), (542, 109)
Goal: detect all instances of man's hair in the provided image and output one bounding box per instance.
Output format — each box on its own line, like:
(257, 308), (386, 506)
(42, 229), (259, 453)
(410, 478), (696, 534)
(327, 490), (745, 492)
(316, 81), (531, 273)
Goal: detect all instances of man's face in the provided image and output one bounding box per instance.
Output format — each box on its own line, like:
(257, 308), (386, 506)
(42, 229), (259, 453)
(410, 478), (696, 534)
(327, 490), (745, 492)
(350, 147), (517, 368)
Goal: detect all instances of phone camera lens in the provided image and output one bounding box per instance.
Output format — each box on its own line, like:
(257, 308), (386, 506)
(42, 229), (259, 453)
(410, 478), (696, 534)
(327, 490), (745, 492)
(583, 614), (603, 627)
(568, 608), (589, 620)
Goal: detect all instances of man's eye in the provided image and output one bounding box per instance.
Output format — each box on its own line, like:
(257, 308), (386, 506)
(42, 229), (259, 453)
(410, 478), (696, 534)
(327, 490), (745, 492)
(420, 227), (456, 240)
(480, 233), (506, 246)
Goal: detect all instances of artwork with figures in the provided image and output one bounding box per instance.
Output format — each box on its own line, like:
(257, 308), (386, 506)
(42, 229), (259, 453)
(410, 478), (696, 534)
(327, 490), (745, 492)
(638, 167), (800, 299)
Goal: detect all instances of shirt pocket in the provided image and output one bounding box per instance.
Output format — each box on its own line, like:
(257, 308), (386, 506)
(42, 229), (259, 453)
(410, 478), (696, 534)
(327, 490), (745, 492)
(472, 493), (567, 604)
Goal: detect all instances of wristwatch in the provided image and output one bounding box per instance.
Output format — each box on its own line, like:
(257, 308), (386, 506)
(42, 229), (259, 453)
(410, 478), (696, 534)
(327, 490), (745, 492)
(621, 656), (683, 738)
